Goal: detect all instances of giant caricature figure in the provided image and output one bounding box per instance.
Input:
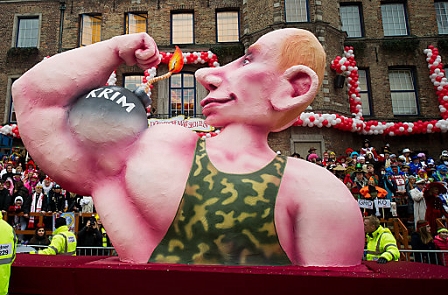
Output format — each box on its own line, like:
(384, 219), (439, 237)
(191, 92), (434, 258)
(12, 28), (364, 266)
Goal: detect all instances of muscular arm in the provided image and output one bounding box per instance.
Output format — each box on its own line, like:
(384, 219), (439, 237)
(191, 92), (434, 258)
(11, 33), (160, 194)
(276, 160), (365, 266)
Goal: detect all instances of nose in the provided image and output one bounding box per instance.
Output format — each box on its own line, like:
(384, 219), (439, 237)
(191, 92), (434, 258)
(195, 67), (222, 91)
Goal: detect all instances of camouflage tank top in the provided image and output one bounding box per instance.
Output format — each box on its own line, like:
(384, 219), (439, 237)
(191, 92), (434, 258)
(149, 138), (291, 265)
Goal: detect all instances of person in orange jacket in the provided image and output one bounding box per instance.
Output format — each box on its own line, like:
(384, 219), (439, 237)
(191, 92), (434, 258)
(360, 177), (388, 217)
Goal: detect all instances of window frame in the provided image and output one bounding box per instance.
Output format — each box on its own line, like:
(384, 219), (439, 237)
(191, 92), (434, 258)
(79, 14), (102, 47)
(435, 1), (448, 35)
(285, 0), (309, 23)
(125, 12), (148, 34)
(123, 74), (145, 92)
(357, 69), (372, 117)
(380, 2), (410, 37)
(13, 14), (41, 48)
(171, 11), (194, 45)
(169, 72), (197, 117)
(340, 3), (364, 38)
(388, 68), (419, 116)
(216, 10), (240, 43)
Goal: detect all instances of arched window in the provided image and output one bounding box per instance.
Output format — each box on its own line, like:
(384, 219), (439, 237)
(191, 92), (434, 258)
(170, 72), (196, 117)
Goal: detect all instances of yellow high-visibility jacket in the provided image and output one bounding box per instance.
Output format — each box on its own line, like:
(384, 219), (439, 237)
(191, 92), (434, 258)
(0, 214), (17, 295)
(38, 225), (77, 256)
(365, 225), (399, 262)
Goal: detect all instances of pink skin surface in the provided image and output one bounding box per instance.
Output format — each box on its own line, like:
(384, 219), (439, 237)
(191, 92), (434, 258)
(12, 29), (364, 265)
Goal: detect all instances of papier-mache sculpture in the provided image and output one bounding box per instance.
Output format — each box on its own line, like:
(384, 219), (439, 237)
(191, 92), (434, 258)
(12, 28), (364, 266)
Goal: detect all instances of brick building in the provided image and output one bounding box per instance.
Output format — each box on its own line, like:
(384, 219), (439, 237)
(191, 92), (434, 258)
(1, 0), (448, 160)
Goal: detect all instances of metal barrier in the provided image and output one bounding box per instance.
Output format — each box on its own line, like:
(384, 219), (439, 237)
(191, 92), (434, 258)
(398, 249), (448, 266)
(18, 245), (117, 256)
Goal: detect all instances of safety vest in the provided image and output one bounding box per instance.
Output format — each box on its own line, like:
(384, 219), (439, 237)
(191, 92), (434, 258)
(0, 219), (17, 295)
(101, 227), (108, 247)
(38, 225), (77, 256)
(365, 225), (399, 262)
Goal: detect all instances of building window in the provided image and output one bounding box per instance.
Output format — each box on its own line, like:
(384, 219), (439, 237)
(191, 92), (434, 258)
(435, 1), (448, 34)
(340, 4), (363, 38)
(285, 0), (309, 23)
(358, 69), (371, 116)
(381, 3), (409, 36)
(170, 73), (196, 117)
(8, 78), (17, 123)
(126, 13), (147, 34)
(388, 69), (418, 115)
(16, 16), (39, 47)
(80, 14), (102, 47)
(124, 75), (145, 91)
(216, 11), (239, 42)
(171, 12), (194, 44)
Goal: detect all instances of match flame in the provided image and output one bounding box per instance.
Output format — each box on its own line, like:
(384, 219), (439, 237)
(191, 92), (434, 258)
(169, 46), (184, 73)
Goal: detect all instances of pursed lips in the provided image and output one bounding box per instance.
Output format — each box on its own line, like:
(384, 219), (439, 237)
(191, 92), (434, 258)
(201, 94), (236, 108)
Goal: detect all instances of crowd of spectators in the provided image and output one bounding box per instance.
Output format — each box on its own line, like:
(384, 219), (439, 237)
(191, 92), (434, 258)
(0, 148), (102, 245)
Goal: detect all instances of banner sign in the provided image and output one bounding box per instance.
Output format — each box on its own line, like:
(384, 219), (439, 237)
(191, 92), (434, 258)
(358, 199), (373, 209)
(148, 115), (213, 132)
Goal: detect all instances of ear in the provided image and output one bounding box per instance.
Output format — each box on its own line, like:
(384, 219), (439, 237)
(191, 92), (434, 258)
(271, 65), (319, 112)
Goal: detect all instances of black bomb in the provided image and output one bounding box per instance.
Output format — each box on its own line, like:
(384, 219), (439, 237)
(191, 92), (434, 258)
(68, 86), (149, 145)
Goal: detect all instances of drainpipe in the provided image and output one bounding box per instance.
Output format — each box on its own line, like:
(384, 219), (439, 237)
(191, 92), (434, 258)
(58, 1), (66, 53)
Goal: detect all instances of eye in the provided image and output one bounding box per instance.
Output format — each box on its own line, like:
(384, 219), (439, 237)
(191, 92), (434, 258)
(242, 56), (250, 65)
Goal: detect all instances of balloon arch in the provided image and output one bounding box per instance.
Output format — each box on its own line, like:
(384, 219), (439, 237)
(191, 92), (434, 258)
(4, 45), (447, 139)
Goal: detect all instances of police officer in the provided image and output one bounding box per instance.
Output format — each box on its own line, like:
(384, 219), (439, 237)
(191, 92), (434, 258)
(0, 211), (17, 295)
(35, 217), (77, 256)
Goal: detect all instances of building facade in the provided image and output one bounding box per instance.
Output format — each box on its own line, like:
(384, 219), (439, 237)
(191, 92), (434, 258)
(1, 0), (448, 160)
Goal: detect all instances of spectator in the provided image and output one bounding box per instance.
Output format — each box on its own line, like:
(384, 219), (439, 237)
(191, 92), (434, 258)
(32, 217), (77, 256)
(80, 196), (94, 213)
(67, 192), (82, 212)
(411, 220), (438, 264)
(8, 196), (26, 243)
(410, 178), (427, 229)
(78, 217), (102, 249)
(405, 175), (416, 224)
(48, 184), (67, 213)
(0, 179), (12, 215)
(23, 184), (48, 229)
(306, 147), (317, 161)
(23, 172), (40, 195)
(434, 227), (448, 266)
(360, 177), (388, 217)
(401, 148), (412, 165)
(438, 150), (448, 166)
(433, 164), (448, 182)
(423, 181), (448, 235)
(1, 163), (15, 182)
(40, 176), (54, 196)
(28, 224), (51, 250)
(364, 215), (399, 263)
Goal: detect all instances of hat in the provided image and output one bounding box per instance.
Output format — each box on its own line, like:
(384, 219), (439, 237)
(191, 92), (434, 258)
(437, 228), (448, 234)
(417, 152), (426, 158)
(14, 196), (23, 203)
(308, 147), (317, 153)
(383, 147), (391, 154)
(350, 151), (359, 157)
(390, 154), (397, 158)
(333, 164), (346, 171)
(54, 184), (61, 189)
(55, 217), (67, 229)
(354, 163), (364, 173)
(438, 164), (448, 172)
(426, 181), (447, 194)
(415, 178), (426, 184)
(308, 153), (318, 161)
(402, 148), (411, 153)
(442, 150), (448, 157)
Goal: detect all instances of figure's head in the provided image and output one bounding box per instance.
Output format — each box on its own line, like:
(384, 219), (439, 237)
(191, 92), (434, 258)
(196, 28), (326, 131)
(55, 217), (67, 229)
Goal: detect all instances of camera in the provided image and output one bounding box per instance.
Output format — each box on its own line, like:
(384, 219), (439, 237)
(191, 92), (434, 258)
(88, 217), (96, 227)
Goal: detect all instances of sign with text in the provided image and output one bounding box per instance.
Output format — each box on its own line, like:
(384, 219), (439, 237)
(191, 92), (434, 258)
(148, 115), (213, 132)
(376, 199), (391, 208)
(358, 199), (373, 209)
